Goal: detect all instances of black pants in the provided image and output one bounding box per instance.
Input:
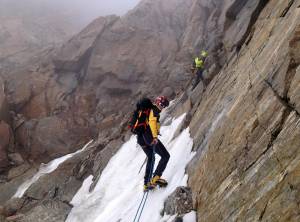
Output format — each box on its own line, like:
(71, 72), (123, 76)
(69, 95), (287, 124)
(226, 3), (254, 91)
(192, 68), (204, 89)
(137, 129), (170, 185)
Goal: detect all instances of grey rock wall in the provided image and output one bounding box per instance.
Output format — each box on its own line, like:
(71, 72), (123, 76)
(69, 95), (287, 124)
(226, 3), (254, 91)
(186, 0), (300, 221)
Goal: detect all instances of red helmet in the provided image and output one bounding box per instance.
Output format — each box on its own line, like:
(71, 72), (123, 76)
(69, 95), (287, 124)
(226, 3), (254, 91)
(154, 96), (169, 108)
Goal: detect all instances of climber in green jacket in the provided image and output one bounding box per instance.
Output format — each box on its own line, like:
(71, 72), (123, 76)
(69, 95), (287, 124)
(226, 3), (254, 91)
(191, 50), (208, 89)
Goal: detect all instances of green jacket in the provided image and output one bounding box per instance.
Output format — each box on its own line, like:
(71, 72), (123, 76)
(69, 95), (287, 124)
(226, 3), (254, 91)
(194, 57), (204, 68)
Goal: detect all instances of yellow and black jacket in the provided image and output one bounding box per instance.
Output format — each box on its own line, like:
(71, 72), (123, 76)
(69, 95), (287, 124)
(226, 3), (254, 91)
(148, 105), (161, 138)
(136, 105), (161, 147)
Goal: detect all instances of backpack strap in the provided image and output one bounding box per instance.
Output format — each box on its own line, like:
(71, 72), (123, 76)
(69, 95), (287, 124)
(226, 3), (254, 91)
(133, 109), (150, 131)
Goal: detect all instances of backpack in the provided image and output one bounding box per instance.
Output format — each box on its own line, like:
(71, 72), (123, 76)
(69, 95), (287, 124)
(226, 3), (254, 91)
(128, 98), (153, 134)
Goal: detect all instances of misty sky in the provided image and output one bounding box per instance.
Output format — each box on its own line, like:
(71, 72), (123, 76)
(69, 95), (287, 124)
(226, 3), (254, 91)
(85, 0), (141, 15)
(46, 0), (141, 18)
(67, 0), (142, 26)
(0, 0), (141, 26)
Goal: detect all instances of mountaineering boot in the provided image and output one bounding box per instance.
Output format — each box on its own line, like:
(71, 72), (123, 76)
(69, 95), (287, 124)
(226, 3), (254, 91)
(144, 182), (156, 192)
(151, 175), (168, 187)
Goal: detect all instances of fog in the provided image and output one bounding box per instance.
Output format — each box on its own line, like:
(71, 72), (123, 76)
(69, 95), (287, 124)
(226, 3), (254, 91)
(48, 0), (142, 26)
(47, 0), (141, 18)
(0, 0), (141, 27)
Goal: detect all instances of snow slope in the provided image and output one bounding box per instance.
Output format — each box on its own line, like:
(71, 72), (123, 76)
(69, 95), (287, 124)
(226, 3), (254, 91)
(66, 114), (196, 222)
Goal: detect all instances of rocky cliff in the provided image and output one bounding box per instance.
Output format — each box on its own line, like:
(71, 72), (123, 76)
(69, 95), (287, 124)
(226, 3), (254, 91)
(0, 0), (299, 221)
(0, 0), (197, 173)
(1, 0), (269, 167)
(186, 0), (300, 221)
(0, 0), (102, 174)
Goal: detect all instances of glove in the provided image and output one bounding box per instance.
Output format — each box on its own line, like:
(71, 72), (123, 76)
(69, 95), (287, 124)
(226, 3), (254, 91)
(151, 138), (158, 145)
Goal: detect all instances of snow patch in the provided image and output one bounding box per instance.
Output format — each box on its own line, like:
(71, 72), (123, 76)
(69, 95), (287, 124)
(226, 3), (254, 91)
(66, 114), (196, 222)
(183, 211), (197, 222)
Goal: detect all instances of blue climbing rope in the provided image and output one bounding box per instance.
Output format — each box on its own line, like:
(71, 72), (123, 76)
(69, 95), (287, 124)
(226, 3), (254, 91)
(132, 192), (148, 222)
(133, 145), (156, 222)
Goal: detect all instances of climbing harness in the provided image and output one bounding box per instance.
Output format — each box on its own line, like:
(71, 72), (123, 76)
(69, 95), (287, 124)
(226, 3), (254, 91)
(133, 145), (156, 222)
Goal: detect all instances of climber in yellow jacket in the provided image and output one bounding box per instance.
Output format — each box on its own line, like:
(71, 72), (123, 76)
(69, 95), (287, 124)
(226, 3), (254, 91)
(135, 96), (170, 191)
(192, 50), (208, 89)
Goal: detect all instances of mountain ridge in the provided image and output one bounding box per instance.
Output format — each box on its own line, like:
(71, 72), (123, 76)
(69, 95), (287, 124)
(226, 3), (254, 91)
(0, 0), (299, 221)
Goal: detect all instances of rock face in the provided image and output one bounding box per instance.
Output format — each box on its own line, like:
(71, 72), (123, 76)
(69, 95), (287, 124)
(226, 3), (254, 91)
(2, 0), (196, 164)
(0, 121), (10, 170)
(2, 198), (25, 217)
(0, 0), (263, 167)
(185, 0), (300, 221)
(0, 0), (102, 178)
(163, 186), (193, 216)
(0, 77), (12, 173)
(1, 0), (300, 221)
(53, 0), (195, 123)
(53, 16), (119, 73)
(18, 200), (71, 222)
(0, 167), (37, 205)
(4, 0), (269, 165)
